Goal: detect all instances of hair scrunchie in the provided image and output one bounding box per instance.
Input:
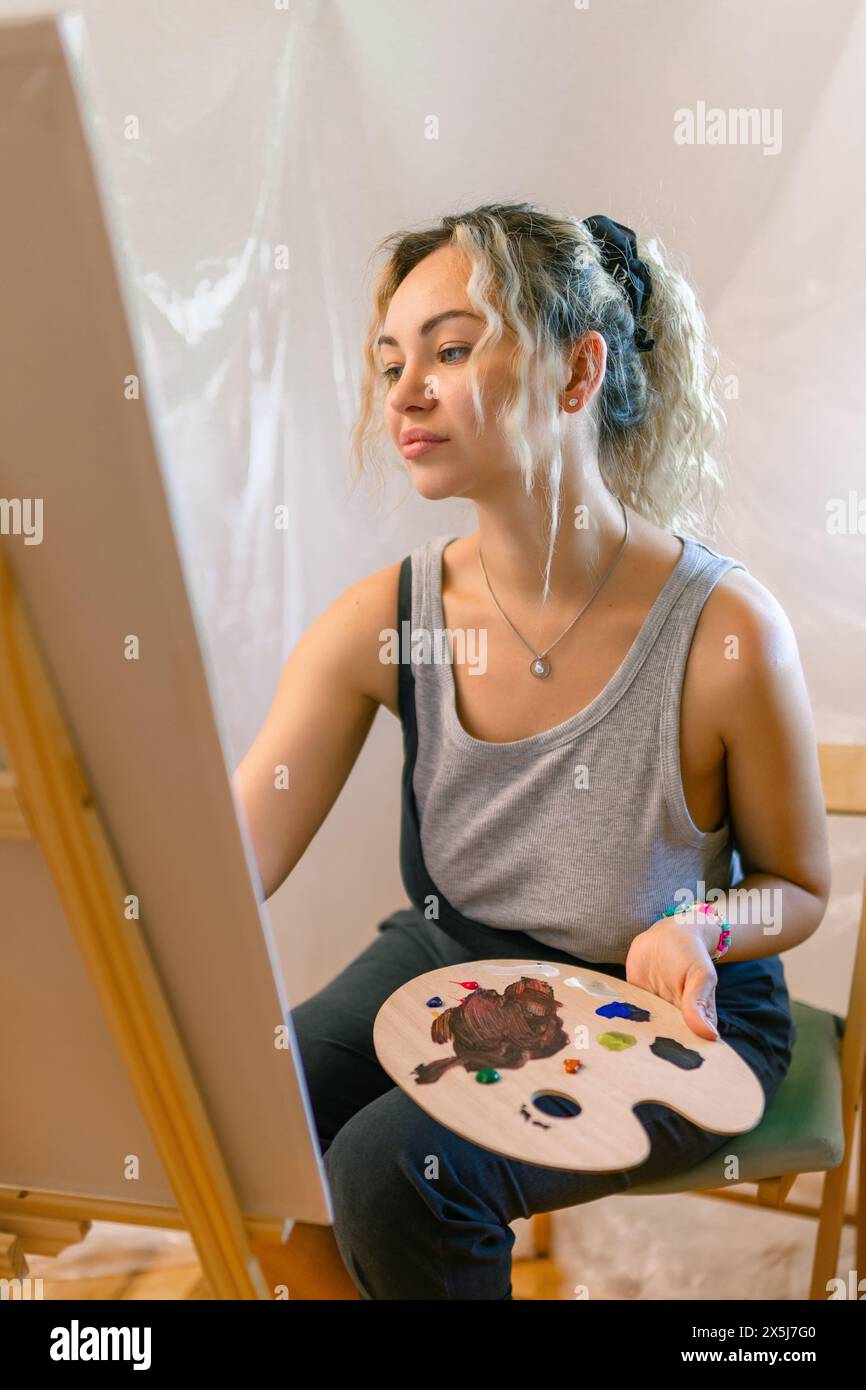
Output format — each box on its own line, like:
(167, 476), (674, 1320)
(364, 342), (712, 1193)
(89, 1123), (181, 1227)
(582, 214), (656, 353)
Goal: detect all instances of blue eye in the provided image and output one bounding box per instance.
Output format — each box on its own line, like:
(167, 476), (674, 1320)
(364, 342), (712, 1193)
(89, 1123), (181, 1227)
(380, 344), (469, 382)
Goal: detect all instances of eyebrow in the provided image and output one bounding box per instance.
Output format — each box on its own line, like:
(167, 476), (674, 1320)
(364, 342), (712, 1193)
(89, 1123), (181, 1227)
(376, 309), (483, 349)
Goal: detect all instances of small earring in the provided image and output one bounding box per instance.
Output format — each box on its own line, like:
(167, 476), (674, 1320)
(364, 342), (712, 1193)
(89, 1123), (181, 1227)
(568, 398), (578, 407)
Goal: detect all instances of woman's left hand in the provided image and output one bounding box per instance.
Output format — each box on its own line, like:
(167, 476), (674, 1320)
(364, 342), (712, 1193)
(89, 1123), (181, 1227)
(625, 911), (721, 1040)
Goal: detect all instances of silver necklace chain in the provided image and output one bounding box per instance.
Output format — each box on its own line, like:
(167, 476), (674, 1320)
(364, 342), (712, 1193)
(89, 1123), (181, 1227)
(477, 496), (630, 679)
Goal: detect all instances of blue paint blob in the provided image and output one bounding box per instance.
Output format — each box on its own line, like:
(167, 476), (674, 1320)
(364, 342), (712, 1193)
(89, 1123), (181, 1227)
(426, 996), (444, 1008)
(596, 1000), (651, 1022)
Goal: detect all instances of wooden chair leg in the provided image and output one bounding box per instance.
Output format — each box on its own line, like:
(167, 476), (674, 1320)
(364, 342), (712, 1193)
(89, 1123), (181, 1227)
(810, 1018), (865, 1301)
(531, 1212), (552, 1258)
(858, 1087), (865, 1283)
(249, 1221), (360, 1300)
(811, 1155), (852, 1299)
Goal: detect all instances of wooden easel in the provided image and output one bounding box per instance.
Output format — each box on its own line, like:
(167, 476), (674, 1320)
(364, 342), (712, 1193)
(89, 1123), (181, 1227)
(0, 542), (289, 1298)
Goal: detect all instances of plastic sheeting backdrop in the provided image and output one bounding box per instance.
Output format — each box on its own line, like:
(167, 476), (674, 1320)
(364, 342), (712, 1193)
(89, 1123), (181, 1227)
(3, 0), (864, 1009)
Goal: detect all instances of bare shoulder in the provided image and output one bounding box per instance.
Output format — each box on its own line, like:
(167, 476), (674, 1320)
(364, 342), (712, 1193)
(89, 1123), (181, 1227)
(316, 556), (403, 717)
(693, 565), (799, 667)
(689, 563), (804, 738)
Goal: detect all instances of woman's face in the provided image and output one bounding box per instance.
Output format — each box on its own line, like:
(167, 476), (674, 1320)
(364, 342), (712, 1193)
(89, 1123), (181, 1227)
(377, 244), (533, 501)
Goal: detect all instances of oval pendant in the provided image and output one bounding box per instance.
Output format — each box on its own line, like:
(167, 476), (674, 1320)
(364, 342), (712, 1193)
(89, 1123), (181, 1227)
(529, 656), (551, 678)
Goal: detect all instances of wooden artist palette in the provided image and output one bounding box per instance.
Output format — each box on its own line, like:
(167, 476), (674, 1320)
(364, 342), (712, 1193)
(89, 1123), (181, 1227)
(373, 959), (766, 1172)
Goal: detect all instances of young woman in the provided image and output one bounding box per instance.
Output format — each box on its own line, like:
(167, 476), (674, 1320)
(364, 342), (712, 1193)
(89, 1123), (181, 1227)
(234, 203), (831, 1300)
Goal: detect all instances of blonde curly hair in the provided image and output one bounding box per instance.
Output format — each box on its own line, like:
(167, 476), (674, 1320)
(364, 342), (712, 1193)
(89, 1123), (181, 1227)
(349, 201), (727, 600)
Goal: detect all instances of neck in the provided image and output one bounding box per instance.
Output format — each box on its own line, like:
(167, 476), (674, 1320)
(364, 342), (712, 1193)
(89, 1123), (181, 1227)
(473, 472), (628, 610)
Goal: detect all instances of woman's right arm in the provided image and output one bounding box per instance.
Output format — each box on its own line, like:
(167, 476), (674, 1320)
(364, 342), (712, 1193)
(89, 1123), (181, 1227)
(231, 559), (402, 902)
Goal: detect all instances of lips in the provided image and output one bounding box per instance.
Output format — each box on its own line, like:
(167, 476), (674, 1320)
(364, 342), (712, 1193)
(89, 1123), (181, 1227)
(401, 437), (449, 460)
(400, 428), (450, 461)
(400, 429), (449, 445)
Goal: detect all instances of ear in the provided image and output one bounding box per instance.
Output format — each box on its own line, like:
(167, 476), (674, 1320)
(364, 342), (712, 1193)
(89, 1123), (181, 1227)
(563, 331), (607, 409)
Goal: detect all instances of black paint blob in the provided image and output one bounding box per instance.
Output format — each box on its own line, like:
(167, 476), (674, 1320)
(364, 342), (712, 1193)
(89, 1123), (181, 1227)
(650, 1035), (704, 1070)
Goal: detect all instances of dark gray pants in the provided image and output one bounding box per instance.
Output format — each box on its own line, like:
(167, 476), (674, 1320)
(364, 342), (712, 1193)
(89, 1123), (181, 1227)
(290, 907), (794, 1300)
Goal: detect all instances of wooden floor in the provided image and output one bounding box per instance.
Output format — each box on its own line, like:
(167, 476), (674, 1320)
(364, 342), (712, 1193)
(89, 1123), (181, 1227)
(27, 1257), (559, 1300)
(35, 1265), (213, 1300)
(19, 1216), (565, 1299)
(17, 1164), (859, 1301)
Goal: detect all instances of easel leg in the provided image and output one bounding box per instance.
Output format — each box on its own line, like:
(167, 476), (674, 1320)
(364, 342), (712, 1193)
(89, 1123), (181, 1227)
(0, 1231), (29, 1280)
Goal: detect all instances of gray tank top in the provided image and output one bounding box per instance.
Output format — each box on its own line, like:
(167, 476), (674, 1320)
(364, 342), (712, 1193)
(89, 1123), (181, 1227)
(408, 531), (748, 963)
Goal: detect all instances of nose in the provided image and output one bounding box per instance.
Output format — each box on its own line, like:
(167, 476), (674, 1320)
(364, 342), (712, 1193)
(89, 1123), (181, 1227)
(389, 362), (439, 415)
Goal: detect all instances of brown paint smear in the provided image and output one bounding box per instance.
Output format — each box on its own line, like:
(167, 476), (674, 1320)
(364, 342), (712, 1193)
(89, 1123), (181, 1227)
(413, 977), (569, 1085)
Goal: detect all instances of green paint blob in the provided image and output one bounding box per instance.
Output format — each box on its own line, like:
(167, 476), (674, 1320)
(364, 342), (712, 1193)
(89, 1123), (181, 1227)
(475, 1068), (501, 1084)
(596, 1031), (637, 1051)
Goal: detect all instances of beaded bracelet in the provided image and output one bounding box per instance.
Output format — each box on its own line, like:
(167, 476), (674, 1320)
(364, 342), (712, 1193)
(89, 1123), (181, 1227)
(662, 900), (732, 962)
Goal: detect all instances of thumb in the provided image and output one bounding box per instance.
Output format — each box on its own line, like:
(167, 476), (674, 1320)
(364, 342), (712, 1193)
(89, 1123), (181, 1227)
(681, 986), (719, 1041)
